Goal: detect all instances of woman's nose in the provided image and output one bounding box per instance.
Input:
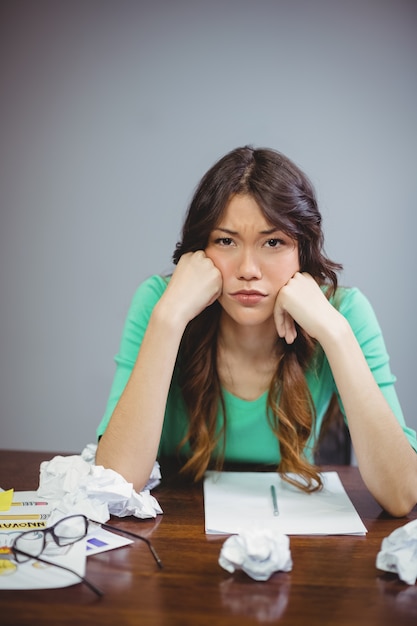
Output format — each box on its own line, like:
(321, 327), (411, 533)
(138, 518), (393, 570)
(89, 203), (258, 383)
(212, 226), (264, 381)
(237, 248), (262, 280)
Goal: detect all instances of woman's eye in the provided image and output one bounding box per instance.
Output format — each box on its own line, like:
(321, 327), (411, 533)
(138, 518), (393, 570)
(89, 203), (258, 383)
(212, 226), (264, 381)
(265, 238), (283, 248)
(215, 237), (234, 246)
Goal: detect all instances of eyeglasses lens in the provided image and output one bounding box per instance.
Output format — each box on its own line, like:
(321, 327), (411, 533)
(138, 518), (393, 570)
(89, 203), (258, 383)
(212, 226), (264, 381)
(14, 531), (45, 563)
(13, 515), (88, 563)
(54, 516), (87, 546)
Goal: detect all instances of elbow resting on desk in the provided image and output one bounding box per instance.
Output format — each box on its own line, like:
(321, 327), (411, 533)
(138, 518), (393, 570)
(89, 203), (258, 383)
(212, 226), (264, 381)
(379, 495), (417, 519)
(365, 471), (417, 518)
(95, 442), (155, 494)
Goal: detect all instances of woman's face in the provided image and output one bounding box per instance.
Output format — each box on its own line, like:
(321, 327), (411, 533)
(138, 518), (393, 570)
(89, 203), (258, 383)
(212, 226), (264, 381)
(205, 194), (300, 328)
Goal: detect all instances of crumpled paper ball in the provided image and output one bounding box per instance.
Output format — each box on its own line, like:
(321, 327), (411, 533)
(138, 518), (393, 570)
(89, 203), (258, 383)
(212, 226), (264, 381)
(36, 443), (162, 523)
(376, 519), (417, 585)
(219, 529), (292, 581)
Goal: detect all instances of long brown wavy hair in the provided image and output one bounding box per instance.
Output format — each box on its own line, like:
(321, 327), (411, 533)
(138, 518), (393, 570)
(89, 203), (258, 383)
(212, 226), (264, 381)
(172, 146), (342, 491)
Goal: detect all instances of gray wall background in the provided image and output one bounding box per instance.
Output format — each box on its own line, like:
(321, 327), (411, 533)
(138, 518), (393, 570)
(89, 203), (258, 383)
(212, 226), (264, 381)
(1, 0), (416, 453)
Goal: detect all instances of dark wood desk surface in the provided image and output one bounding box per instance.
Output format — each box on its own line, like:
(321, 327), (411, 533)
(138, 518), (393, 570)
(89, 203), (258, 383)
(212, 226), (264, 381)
(1, 450), (416, 626)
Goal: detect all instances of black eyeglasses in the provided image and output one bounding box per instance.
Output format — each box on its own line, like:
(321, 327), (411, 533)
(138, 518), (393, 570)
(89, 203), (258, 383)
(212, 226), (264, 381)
(11, 514), (163, 598)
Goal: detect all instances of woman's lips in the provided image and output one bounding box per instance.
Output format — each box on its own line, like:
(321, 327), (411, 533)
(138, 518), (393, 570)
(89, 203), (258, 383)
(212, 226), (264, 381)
(230, 290), (267, 305)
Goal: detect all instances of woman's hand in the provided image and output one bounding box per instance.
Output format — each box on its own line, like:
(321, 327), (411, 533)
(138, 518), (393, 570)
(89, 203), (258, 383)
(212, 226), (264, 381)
(97, 251), (222, 492)
(274, 272), (417, 516)
(274, 272), (340, 344)
(161, 251), (223, 325)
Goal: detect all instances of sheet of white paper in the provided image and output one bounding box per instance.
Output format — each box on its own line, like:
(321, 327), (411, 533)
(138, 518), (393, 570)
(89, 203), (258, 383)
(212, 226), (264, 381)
(0, 490), (134, 589)
(0, 535), (86, 590)
(0, 490), (86, 590)
(86, 526), (133, 556)
(203, 471), (367, 536)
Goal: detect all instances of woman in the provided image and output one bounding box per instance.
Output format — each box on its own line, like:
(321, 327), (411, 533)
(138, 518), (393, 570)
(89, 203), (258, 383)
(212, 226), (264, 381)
(96, 146), (417, 516)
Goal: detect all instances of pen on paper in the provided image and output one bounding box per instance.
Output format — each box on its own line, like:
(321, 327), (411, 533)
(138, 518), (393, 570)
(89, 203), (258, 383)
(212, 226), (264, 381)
(270, 485), (279, 516)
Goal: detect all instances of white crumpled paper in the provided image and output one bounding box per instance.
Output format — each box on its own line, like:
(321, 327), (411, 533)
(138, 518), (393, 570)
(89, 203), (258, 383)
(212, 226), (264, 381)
(219, 529), (293, 581)
(36, 443), (162, 523)
(376, 519), (417, 585)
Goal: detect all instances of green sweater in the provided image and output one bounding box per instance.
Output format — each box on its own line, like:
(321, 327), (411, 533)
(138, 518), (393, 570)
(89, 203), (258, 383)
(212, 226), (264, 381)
(97, 275), (417, 464)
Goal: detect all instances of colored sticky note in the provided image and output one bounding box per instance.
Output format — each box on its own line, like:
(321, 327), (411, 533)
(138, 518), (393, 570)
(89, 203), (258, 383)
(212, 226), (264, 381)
(0, 489), (14, 511)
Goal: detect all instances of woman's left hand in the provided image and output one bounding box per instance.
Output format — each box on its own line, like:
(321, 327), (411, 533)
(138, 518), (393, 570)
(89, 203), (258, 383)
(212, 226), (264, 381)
(274, 272), (338, 344)
(276, 273), (417, 517)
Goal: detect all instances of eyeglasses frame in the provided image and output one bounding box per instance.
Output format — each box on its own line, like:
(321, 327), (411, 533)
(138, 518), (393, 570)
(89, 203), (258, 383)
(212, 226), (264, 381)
(11, 514), (163, 598)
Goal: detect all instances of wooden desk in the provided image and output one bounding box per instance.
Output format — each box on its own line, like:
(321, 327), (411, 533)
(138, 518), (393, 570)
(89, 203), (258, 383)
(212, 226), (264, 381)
(1, 450), (416, 626)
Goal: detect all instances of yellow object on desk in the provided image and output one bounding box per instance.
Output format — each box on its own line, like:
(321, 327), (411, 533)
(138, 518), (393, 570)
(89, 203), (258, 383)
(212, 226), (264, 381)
(0, 488), (14, 511)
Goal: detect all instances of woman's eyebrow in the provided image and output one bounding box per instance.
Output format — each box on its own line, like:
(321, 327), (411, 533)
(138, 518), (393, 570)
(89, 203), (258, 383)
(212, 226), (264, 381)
(261, 227), (280, 235)
(213, 227), (280, 235)
(212, 227), (238, 235)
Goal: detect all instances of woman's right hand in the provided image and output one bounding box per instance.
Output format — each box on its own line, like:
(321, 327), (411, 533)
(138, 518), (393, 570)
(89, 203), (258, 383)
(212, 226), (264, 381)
(160, 251), (223, 325)
(97, 251), (221, 491)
